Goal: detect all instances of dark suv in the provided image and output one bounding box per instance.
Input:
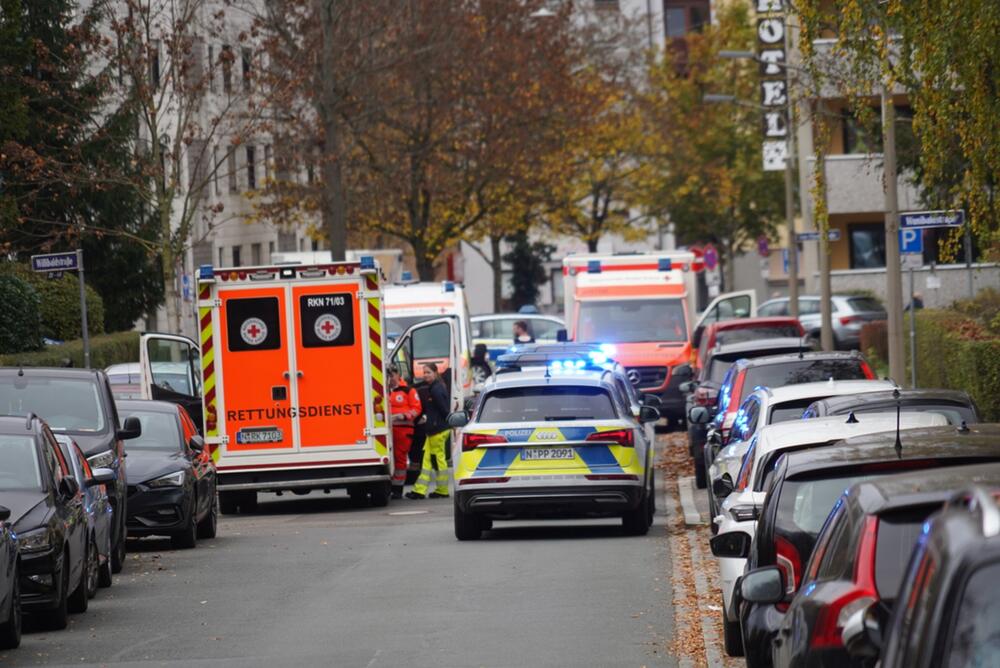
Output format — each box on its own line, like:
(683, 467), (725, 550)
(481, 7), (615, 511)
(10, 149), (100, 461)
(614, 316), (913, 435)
(0, 369), (141, 573)
(852, 485), (1000, 668)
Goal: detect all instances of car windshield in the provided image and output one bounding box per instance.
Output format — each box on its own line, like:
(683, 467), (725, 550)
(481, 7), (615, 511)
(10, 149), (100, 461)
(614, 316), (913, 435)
(576, 299), (687, 343)
(386, 315), (437, 338)
(121, 410), (182, 451)
(478, 386), (617, 422)
(745, 359), (867, 389)
(874, 509), (933, 601)
(0, 436), (42, 490)
(715, 326), (801, 345)
(845, 403), (976, 427)
(946, 561), (1000, 668)
(0, 377), (106, 432)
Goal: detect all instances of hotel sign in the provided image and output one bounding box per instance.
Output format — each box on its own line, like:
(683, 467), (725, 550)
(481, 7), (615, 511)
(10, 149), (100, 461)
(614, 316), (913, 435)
(757, 0), (788, 171)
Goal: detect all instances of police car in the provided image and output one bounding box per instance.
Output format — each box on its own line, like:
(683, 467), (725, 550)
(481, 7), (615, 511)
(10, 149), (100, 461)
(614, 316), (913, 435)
(448, 353), (661, 540)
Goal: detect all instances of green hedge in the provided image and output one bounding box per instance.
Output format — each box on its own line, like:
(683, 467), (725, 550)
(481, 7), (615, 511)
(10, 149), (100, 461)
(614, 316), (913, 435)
(0, 274), (43, 353)
(0, 331), (139, 370)
(0, 262), (105, 340)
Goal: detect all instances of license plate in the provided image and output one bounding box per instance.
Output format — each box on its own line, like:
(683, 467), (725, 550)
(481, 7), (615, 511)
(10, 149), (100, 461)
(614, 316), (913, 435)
(521, 447), (574, 461)
(236, 427), (284, 445)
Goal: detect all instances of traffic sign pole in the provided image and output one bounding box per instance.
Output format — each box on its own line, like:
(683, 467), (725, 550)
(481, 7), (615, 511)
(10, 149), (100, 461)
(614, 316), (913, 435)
(908, 266), (916, 389)
(77, 249), (90, 369)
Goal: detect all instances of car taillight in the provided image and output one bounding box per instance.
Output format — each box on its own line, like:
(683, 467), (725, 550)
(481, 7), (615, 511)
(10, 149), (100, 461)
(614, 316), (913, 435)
(462, 433), (507, 451)
(839, 315), (862, 326)
(774, 535), (802, 611)
(811, 516), (879, 648)
(586, 429), (634, 447)
(695, 387), (717, 407)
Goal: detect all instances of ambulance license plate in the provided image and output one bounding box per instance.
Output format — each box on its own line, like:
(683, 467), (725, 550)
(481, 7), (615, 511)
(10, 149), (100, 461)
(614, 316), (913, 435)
(521, 447), (574, 461)
(236, 427), (284, 445)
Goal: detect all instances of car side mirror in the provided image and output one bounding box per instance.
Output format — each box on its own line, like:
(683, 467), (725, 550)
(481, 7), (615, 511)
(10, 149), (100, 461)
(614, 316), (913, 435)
(447, 411), (470, 428)
(117, 416), (142, 440)
(679, 380), (698, 394)
(740, 566), (785, 605)
(712, 473), (734, 499)
(688, 405), (711, 425)
(641, 393), (661, 408)
(639, 406), (660, 424)
(188, 435), (206, 453)
(58, 476), (80, 499)
(86, 468), (115, 487)
(463, 397), (476, 411)
(709, 531), (751, 559)
(691, 325), (704, 349)
(672, 363), (693, 382)
(0, 506), (9, 523)
(556, 328), (568, 343)
(842, 602), (883, 660)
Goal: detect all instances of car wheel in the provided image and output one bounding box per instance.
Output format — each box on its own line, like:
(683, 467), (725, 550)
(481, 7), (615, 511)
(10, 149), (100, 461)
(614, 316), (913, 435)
(84, 535), (99, 599)
(98, 554), (113, 589)
(693, 448), (707, 489)
(0, 562), (21, 649)
(454, 502), (482, 541)
(171, 497), (198, 550)
(44, 554), (70, 630)
(368, 482), (390, 508)
(723, 608), (744, 657)
(348, 486), (370, 508)
(67, 541), (90, 614)
(622, 496), (651, 536)
(197, 494), (219, 539)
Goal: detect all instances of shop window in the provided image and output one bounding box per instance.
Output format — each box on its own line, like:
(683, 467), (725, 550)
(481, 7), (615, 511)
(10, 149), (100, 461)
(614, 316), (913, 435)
(849, 223), (886, 269)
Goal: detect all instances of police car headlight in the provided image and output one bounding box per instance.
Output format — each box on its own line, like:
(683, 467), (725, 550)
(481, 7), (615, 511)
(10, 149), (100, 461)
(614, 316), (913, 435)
(19, 528), (52, 554)
(145, 471), (185, 488)
(87, 449), (116, 470)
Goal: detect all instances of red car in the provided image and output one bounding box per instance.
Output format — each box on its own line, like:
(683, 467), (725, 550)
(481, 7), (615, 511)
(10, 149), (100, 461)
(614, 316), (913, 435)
(692, 317), (805, 373)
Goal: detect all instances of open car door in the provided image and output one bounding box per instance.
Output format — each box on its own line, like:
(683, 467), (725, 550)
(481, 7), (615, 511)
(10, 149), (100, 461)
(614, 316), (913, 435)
(692, 290), (758, 348)
(139, 333), (204, 433)
(389, 317), (460, 414)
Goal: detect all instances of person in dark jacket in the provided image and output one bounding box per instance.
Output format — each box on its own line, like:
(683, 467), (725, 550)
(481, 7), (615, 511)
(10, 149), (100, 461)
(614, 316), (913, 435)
(406, 363), (452, 499)
(513, 320), (535, 345)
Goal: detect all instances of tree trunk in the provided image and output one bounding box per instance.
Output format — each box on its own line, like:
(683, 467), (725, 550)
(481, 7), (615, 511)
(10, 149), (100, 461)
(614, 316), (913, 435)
(587, 237), (599, 253)
(489, 234), (503, 311)
(317, 0), (348, 261)
(411, 237), (436, 280)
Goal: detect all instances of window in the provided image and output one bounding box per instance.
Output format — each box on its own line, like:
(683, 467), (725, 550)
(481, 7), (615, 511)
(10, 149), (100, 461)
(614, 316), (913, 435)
(664, 1), (710, 37)
(815, 507), (856, 581)
(849, 223), (887, 269)
(251, 243), (262, 265)
(472, 320), (492, 339)
(221, 45), (233, 94)
(268, 241), (275, 260)
(577, 298), (687, 343)
(874, 510), (930, 600)
(213, 146), (220, 195)
(232, 246), (242, 267)
(758, 300), (788, 317)
(702, 294), (753, 325)
(731, 397), (760, 443)
(744, 358), (868, 388)
(0, 435), (43, 490)
(531, 318), (561, 340)
(227, 151), (237, 193)
(798, 298), (821, 315)
(246, 146), (256, 190)
(0, 378), (107, 432)
(263, 144), (272, 182)
(665, 7), (687, 37)
(478, 386), (617, 423)
(218, 246), (225, 266)
(945, 561), (1000, 667)
(411, 321), (451, 359)
(241, 47), (252, 92)
(551, 268), (564, 307)
(120, 410), (183, 451)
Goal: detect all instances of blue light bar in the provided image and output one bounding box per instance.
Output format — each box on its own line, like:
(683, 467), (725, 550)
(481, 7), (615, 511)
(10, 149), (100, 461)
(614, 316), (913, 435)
(443, 280), (455, 292)
(401, 270), (413, 282)
(588, 352), (609, 365)
(657, 258), (672, 271)
(599, 343), (617, 355)
(587, 260), (601, 274)
(198, 265), (214, 280)
(359, 255), (376, 270)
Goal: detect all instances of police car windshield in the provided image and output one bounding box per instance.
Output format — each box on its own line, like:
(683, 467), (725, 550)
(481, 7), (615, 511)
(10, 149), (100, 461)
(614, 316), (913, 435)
(576, 299), (687, 343)
(121, 411), (182, 451)
(0, 377), (106, 433)
(0, 436), (42, 490)
(478, 386), (617, 422)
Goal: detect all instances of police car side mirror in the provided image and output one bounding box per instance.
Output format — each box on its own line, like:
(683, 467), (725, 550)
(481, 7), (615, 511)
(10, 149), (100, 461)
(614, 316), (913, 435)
(447, 411), (469, 428)
(688, 406), (711, 425)
(672, 363), (693, 382)
(639, 406), (660, 424)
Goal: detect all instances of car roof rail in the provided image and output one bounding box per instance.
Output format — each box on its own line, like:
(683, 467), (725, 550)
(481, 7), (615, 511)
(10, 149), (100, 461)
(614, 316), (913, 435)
(949, 485), (1000, 538)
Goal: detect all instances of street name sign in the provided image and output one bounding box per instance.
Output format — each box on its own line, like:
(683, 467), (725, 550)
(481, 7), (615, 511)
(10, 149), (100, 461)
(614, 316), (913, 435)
(31, 251), (79, 273)
(899, 210), (965, 229)
(795, 230), (841, 242)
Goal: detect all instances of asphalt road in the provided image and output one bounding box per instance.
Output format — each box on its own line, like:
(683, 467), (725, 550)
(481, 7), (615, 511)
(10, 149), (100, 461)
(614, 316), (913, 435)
(3, 479), (678, 667)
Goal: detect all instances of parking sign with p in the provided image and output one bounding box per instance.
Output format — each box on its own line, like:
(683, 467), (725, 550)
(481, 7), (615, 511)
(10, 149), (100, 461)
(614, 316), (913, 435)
(900, 228), (923, 254)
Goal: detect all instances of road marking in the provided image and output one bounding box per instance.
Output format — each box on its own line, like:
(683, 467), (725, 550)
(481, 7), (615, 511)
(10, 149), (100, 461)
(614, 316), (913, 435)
(677, 475), (705, 526)
(388, 510), (429, 516)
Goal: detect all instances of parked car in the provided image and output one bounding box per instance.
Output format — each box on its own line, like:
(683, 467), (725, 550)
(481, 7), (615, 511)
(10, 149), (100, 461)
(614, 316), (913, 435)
(768, 462), (1000, 667)
(691, 317), (806, 373)
(0, 501), (19, 649)
(756, 295), (886, 350)
(802, 388), (980, 426)
(53, 434), (115, 591)
(684, 338), (812, 478)
(710, 411), (947, 657)
(118, 400), (218, 548)
(706, 379), (898, 514)
(104, 362), (143, 400)
(730, 424), (1000, 668)
(471, 313), (566, 360)
(0, 368), (142, 574)
(851, 484), (1000, 668)
(1, 415), (97, 629)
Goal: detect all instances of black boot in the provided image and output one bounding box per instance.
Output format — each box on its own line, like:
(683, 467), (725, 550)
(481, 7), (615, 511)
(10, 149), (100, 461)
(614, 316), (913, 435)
(391, 486), (403, 500)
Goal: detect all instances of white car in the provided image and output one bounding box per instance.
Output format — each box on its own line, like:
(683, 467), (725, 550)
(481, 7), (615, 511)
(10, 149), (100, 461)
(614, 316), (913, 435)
(707, 378), (898, 517)
(710, 410), (950, 641)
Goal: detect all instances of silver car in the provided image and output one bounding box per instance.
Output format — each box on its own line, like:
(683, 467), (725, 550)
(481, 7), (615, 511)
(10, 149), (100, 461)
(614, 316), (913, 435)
(756, 295), (886, 349)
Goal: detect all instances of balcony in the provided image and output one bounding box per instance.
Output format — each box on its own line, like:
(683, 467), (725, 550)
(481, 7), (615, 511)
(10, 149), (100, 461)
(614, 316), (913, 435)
(805, 154), (923, 216)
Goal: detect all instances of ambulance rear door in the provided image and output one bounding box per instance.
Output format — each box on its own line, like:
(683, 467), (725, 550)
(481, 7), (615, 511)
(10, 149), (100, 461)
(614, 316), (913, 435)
(138, 333), (204, 432)
(390, 317), (461, 413)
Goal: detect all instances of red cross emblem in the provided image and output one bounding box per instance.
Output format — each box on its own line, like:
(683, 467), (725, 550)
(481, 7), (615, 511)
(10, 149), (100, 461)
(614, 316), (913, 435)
(240, 317), (268, 346)
(314, 314), (342, 342)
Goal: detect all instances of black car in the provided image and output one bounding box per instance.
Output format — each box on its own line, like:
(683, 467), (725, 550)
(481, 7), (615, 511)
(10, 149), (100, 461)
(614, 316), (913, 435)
(684, 338), (810, 468)
(801, 388), (980, 426)
(768, 461), (1000, 668)
(847, 484), (1000, 668)
(118, 400), (218, 548)
(0, 415), (103, 629)
(0, 368), (142, 573)
(0, 502), (20, 649)
(720, 424), (1000, 668)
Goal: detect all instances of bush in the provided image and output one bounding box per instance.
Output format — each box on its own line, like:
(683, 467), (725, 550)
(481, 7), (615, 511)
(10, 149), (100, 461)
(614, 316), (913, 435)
(0, 275), (43, 354)
(0, 263), (105, 339)
(0, 331), (139, 369)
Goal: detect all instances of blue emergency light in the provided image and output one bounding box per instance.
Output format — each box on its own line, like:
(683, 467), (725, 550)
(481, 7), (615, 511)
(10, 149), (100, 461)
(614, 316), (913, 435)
(401, 271), (413, 282)
(443, 281), (455, 292)
(359, 255), (376, 270)
(550, 359), (587, 371)
(587, 260), (601, 274)
(198, 265), (214, 280)
(658, 258), (672, 271)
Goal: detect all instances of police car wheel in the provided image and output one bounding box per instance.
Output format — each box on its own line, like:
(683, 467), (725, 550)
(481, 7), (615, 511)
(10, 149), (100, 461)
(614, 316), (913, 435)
(454, 505), (482, 541)
(622, 497), (651, 536)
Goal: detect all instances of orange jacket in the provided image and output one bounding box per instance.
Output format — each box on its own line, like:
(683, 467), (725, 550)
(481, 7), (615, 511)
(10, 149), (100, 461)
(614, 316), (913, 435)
(388, 381), (422, 426)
